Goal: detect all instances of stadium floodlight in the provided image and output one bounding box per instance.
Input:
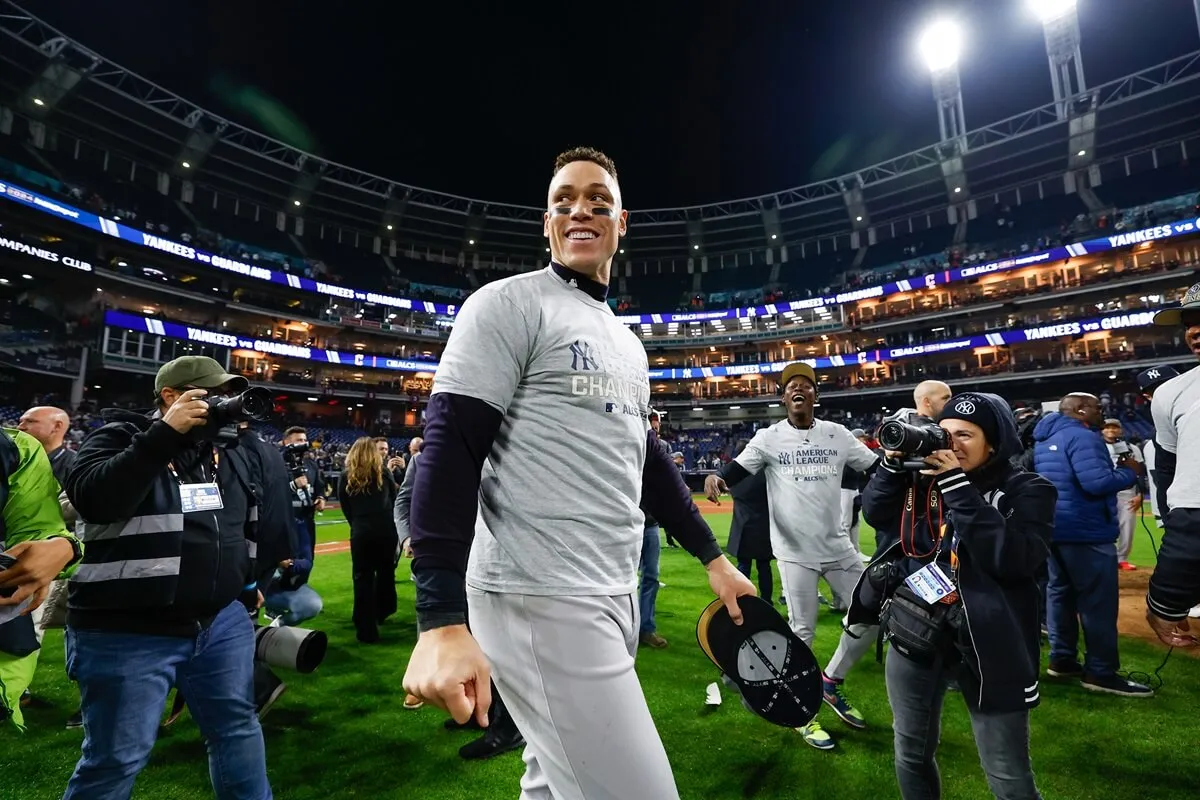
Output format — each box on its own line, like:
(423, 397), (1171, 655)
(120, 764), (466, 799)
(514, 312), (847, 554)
(1028, 0), (1077, 23)
(917, 18), (963, 73)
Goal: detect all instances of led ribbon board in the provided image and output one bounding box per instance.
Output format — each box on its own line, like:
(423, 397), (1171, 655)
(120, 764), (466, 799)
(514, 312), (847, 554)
(3, 178), (1195, 325)
(105, 309), (1159, 380)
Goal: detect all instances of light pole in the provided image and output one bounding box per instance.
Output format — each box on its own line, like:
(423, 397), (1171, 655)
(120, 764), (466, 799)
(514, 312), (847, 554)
(1029, 0), (1086, 121)
(918, 18), (967, 154)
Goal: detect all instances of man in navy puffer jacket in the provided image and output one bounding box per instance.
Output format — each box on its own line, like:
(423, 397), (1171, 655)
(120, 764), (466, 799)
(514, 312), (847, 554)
(1033, 393), (1152, 697)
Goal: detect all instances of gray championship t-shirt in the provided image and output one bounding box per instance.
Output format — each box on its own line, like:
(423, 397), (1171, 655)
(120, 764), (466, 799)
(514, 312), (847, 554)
(1151, 365), (1200, 511)
(734, 418), (879, 565)
(433, 266), (652, 596)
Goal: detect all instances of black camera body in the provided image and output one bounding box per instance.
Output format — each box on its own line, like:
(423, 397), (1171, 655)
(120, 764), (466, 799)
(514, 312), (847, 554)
(198, 388), (273, 445)
(282, 441), (309, 480)
(878, 415), (951, 470)
(203, 387), (273, 426)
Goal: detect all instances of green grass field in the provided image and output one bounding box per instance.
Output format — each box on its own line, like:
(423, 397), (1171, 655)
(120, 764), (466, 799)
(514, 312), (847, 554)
(3, 503), (1197, 800)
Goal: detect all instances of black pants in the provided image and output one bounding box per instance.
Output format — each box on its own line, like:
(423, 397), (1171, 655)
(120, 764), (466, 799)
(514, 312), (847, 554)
(350, 531), (399, 642)
(736, 557), (774, 602)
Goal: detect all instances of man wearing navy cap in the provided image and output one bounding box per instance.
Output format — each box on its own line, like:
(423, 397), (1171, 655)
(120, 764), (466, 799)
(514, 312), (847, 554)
(1145, 284), (1200, 646)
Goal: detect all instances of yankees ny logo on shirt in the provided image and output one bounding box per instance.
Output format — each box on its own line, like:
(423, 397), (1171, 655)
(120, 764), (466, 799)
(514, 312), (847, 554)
(569, 339), (600, 371)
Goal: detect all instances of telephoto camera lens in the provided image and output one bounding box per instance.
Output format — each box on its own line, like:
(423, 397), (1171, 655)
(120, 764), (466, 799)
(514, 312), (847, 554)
(878, 419), (950, 457)
(254, 624), (328, 674)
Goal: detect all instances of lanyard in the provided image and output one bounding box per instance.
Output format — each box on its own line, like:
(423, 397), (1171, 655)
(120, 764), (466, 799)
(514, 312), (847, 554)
(167, 446), (219, 485)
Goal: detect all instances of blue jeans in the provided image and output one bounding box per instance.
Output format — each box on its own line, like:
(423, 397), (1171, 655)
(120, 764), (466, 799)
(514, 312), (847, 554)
(63, 601), (272, 800)
(886, 649), (1041, 800)
(263, 584), (324, 626)
(638, 526), (662, 636)
(1046, 541), (1120, 677)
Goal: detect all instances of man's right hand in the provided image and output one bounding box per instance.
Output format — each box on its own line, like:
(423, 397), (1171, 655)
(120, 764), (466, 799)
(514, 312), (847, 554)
(293, 474), (309, 490)
(704, 474), (728, 505)
(161, 389), (210, 435)
(403, 625), (492, 727)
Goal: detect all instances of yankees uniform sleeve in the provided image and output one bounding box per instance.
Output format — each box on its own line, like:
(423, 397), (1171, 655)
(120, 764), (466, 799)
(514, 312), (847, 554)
(641, 429), (722, 564)
(1151, 388), (1178, 512)
(410, 286), (532, 630)
(844, 428), (880, 472)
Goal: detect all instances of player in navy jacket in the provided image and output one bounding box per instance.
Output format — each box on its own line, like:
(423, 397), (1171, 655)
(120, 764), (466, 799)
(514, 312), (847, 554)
(1032, 394), (1151, 697)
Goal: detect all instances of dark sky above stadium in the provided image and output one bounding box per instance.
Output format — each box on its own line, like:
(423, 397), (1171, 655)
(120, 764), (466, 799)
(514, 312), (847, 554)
(34, 0), (1200, 209)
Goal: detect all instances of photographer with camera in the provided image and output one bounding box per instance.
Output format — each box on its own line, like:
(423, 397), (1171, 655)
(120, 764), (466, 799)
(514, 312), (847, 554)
(850, 392), (1055, 800)
(62, 356), (273, 799)
(1032, 393), (1151, 697)
(269, 427), (325, 626)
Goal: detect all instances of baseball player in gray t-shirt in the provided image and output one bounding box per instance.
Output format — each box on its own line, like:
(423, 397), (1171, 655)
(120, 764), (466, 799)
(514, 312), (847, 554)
(403, 148), (756, 800)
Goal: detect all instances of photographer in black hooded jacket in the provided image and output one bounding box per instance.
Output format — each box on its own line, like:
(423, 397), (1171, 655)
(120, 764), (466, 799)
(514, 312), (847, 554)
(848, 392), (1056, 800)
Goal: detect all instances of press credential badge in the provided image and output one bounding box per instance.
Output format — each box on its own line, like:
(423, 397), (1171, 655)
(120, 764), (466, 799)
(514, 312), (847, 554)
(179, 482), (223, 513)
(904, 562), (956, 605)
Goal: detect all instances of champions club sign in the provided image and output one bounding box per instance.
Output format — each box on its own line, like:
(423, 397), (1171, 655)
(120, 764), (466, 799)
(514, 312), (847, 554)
(3, 178), (1197, 326)
(106, 308), (1161, 381)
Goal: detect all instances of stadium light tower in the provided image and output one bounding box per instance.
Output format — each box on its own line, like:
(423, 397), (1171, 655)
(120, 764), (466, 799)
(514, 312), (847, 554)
(918, 18), (967, 154)
(1029, 0), (1086, 121)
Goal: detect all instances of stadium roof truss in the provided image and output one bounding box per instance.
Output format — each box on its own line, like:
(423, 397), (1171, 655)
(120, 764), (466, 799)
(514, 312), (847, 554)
(2, 1), (1200, 267)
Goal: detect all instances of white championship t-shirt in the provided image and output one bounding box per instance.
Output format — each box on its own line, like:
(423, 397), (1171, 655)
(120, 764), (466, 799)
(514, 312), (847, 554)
(432, 266), (652, 596)
(734, 418), (879, 565)
(1151, 365), (1200, 511)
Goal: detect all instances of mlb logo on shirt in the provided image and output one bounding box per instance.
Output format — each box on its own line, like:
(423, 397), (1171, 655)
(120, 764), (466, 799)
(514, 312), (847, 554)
(605, 402), (617, 413)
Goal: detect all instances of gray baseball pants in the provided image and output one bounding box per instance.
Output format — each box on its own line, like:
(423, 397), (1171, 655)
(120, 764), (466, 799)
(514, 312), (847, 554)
(467, 587), (679, 800)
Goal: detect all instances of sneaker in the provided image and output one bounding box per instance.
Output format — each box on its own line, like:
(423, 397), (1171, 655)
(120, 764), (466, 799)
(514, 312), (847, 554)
(1118, 562), (1137, 571)
(1047, 660), (1084, 679)
(66, 709), (83, 730)
(1081, 674), (1154, 698)
(822, 677), (866, 730)
(796, 720), (835, 750)
(639, 632), (668, 649)
(459, 717), (525, 760)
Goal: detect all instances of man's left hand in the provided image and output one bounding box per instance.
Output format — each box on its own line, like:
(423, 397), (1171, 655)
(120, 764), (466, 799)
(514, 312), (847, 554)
(1127, 494), (1143, 513)
(706, 555), (757, 625)
(920, 450), (960, 476)
(1146, 610), (1198, 648)
(314, 497), (326, 513)
(0, 539), (75, 613)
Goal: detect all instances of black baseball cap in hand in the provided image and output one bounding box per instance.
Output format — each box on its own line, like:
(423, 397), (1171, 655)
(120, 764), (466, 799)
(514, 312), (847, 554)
(696, 595), (823, 728)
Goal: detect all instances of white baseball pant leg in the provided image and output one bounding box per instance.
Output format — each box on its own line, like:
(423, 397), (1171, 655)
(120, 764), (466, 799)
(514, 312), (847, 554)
(778, 556), (877, 679)
(821, 556), (878, 681)
(1116, 488), (1138, 563)
(839, 489), (861, 553)
(467, 588), (679, 800)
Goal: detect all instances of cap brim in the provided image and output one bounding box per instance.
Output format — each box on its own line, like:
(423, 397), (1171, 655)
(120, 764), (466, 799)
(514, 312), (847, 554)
(1152, 309), (1183, 326)
(193, 373), (249, 391)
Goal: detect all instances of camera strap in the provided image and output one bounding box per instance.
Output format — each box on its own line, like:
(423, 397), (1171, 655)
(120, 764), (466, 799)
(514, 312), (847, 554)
(900, 480), (945, 560)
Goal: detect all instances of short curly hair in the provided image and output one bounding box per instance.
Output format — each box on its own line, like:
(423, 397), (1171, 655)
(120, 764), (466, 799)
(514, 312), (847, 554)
(553, 146), (618, 183)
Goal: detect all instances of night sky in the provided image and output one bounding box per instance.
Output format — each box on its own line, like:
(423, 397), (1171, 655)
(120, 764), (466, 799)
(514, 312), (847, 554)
(31, 0), (1200, 208)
